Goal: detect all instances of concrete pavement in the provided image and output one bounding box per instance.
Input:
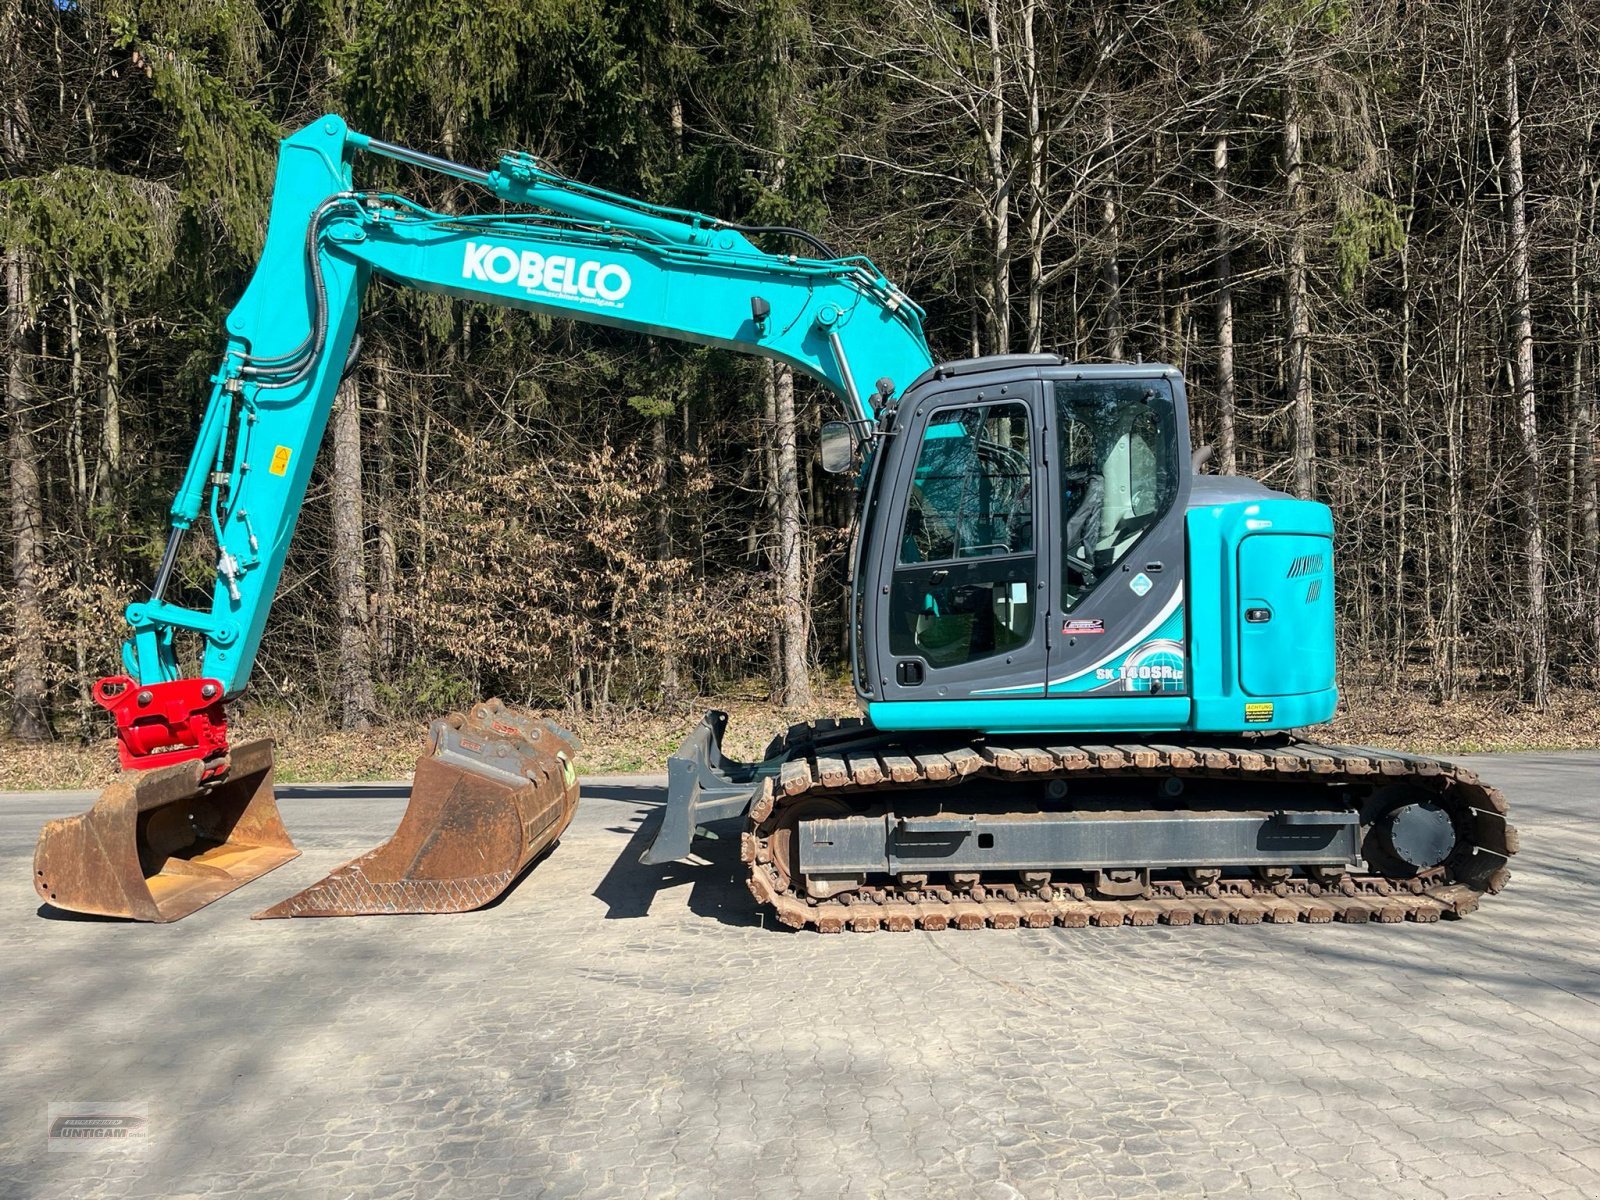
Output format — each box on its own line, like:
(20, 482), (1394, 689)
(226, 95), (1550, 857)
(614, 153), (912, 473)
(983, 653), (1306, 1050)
(2, 753), (1598, 1198)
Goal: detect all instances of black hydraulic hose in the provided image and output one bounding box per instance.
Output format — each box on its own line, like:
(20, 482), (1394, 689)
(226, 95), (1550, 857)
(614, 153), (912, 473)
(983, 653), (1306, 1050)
(149, 526), (184, 603)
(729, 223), (838, 258)
(238, 203), (341, 379)
(238, 198), (340, 371)
(339, 332), (363, 384)
(240, 194), (358, 386)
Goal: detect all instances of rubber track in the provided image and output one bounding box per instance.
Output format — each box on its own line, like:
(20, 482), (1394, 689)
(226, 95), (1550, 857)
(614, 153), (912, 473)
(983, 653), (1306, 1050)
(744, 720), (1515, 932)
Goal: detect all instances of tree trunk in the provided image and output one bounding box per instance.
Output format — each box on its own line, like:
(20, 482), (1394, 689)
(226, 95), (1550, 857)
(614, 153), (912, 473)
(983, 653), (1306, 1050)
(1022, 0), (1044, 354)
(1213, 132), (1237, 475)
(94, 278), (120, 506)
(1284, 83), (1315, 499)
(659, 16), (685, 703)
(773, 363), (812, 708)
(64, 277), (87, 504)
(1503, 45), (1549, 707)
(5, 245), (50, 739)
(1566, 130), (1598, 677)
(62, 277), (92, 728)
(982, 0), (1011, 355)
(371, 346), (396, 667)
(1393, 157), (1419, 682)
(1102, 112), (1124, 361)
(1578, 169), (1600, 672)
(1437, 217), (1472, 702)
(1573, 270), (1597, 675)
(761, 364), (783, 695)
(654, 412), (680, 701)
(331, 376), (376, 729)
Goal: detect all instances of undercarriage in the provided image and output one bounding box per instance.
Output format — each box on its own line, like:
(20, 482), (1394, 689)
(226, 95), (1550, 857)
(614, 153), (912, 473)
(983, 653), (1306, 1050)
(656, 714), (1515, 932)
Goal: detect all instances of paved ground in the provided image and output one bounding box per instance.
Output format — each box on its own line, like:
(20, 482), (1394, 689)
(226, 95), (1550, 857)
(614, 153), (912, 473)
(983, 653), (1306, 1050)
(1, 752), (1598, 1199)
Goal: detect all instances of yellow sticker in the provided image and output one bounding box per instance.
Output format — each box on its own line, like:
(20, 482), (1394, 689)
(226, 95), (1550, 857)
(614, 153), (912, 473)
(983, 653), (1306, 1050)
(1244, 702), (1274, 724)
(268, 445), (292, 476)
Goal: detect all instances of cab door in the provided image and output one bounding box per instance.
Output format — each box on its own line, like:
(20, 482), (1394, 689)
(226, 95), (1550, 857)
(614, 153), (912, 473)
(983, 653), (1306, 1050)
(1043, 372), (1191, 698)
(870, 383), (1049, 701)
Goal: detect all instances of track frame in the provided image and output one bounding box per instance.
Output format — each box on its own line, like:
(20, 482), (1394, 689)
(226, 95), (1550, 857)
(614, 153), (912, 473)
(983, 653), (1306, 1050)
(725, 717), (1515, 932)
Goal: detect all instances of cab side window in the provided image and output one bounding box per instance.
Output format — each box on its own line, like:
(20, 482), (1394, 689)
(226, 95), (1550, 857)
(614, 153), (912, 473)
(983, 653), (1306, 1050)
(1057, 380), (1177, 612)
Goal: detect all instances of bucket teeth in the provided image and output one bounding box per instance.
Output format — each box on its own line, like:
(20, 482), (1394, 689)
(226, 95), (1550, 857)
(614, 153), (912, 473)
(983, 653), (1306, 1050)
(254, 701), (579, 918)
(32, 739), (298, 922)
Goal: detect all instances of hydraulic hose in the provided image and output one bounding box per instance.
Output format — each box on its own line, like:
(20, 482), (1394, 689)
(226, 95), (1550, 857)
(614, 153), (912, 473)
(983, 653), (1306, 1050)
(149, 527), (185, 603)
(239, 194), (360, 387)
(728, 223), (838, 258)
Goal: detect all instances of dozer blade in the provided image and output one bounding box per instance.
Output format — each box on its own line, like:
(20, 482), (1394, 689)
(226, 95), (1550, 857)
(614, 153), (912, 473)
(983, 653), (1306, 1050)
(33, 739), (297, 922)
(253, 701), (579, 918)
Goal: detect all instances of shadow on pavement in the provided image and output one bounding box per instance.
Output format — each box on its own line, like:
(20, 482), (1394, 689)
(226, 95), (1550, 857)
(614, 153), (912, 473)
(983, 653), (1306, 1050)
(35, 904), (135, 922)
(583, 782), (778, 931)
(467, 840), (564, 912)
(275, 783), (415, 800)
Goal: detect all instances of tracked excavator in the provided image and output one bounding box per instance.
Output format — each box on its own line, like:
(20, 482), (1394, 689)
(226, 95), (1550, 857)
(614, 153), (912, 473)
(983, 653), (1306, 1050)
(34, 115), (1514, 927)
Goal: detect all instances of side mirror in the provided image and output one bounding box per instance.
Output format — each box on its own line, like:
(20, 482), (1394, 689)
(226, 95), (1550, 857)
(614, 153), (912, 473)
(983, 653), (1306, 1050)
(819, 420), (855, 474)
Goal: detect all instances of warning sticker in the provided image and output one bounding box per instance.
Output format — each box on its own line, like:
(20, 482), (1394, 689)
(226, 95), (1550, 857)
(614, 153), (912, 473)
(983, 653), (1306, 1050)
(268, 445), (292, 476)
(1244, 702), (1274, 724)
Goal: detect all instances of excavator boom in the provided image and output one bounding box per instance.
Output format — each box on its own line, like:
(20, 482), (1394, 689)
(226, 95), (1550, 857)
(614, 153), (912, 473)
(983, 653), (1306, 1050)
(126, 116), (931, 709)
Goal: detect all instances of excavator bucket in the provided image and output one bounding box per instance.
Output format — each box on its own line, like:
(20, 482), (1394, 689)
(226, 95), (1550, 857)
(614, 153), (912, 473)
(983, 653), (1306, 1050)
(33, 739), (297, 922)
(254, 700), (579, 918)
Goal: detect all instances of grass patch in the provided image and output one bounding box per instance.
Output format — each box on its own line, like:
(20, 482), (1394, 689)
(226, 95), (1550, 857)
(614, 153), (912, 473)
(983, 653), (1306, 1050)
(3, 676), (1596, 792)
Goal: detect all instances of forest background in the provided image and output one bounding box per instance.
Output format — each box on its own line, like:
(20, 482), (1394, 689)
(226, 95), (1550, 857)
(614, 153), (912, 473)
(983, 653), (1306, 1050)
(4, 0), (1600, 785)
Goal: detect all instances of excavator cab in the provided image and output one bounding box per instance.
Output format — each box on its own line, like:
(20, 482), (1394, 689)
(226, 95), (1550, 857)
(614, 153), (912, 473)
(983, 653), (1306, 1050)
(859, 358), (1192, 716)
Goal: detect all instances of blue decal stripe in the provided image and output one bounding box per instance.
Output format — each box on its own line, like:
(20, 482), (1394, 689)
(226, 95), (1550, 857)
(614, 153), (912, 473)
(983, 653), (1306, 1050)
(972, 588), (1190, 700)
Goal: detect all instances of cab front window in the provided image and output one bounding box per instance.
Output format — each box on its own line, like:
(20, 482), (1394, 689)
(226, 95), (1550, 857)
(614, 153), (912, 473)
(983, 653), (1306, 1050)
(889, 401), (1036, 670)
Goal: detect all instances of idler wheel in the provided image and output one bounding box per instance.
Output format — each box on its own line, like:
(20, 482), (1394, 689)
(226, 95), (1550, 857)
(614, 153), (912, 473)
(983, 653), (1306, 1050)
(767, 797), (852, 895)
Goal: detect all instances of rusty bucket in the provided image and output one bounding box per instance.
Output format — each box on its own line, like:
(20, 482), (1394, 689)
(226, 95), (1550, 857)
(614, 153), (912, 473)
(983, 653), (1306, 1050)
(254, 701), (579, 918)
(33, 739), (298, 922)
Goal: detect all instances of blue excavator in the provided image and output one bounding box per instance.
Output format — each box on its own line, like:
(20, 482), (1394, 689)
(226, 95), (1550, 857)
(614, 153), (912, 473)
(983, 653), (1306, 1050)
(33, 116), (1514, 927)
